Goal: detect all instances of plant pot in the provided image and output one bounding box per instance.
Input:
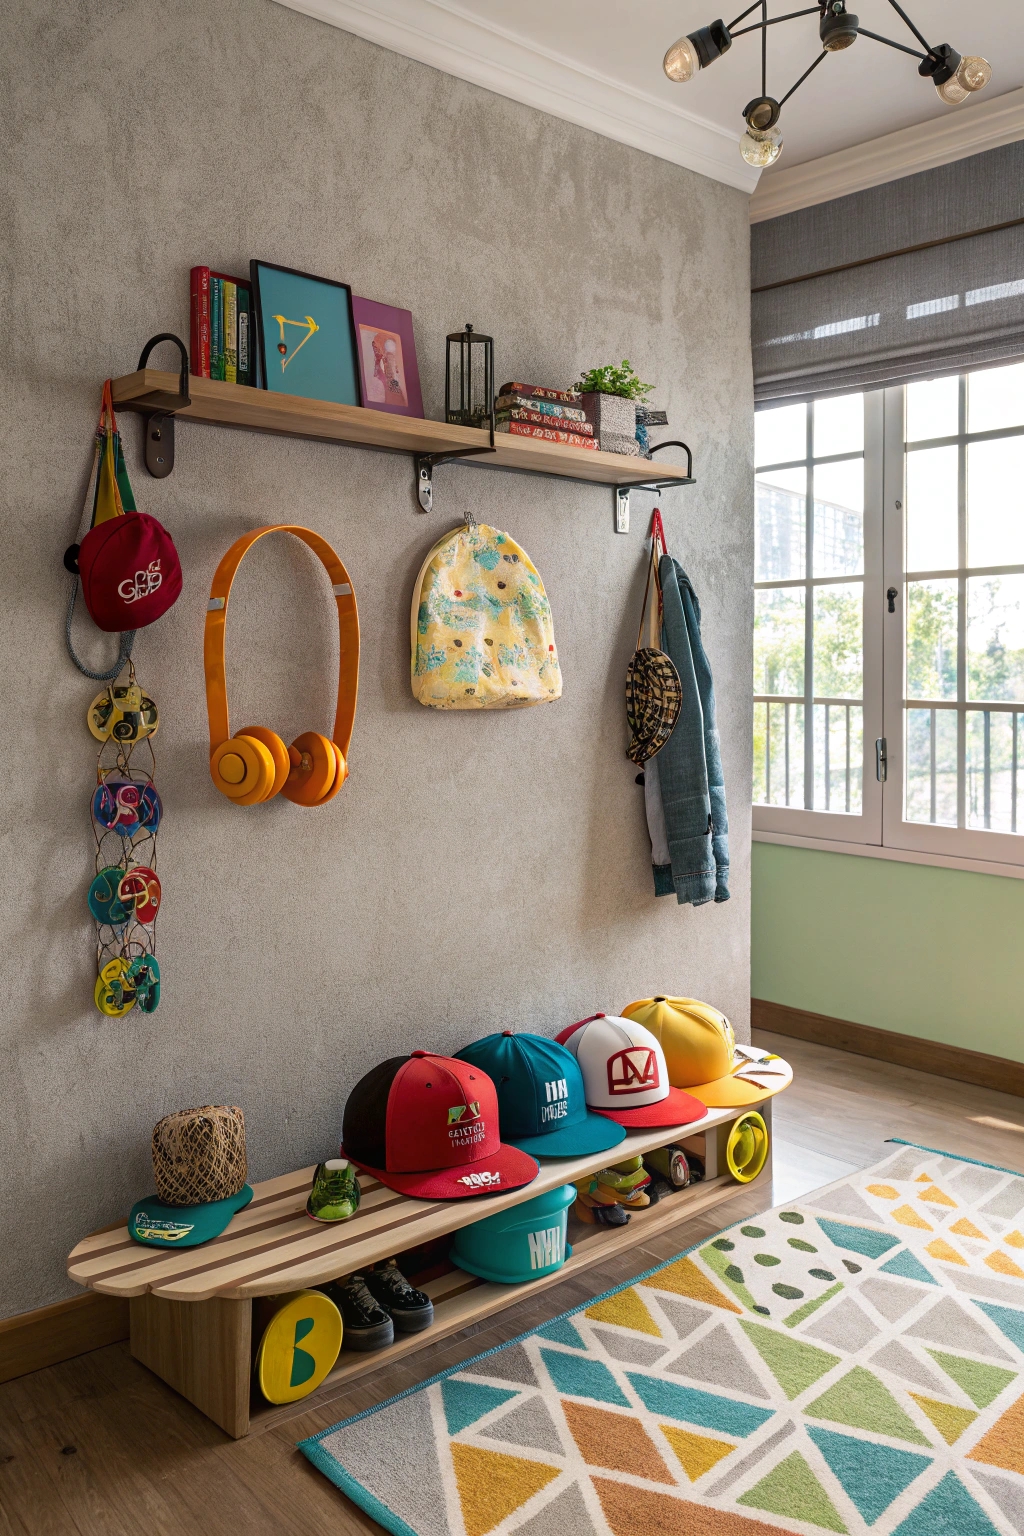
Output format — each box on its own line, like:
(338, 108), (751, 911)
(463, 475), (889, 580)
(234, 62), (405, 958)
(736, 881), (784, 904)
(580, 391), (640, 456)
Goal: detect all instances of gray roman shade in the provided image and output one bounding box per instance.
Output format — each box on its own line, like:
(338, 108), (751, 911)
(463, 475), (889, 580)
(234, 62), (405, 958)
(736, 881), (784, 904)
(751, 139), (1024, 402)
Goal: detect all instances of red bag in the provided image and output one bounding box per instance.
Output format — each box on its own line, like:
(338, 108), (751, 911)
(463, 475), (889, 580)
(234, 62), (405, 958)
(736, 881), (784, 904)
(74, 382), (182, 633)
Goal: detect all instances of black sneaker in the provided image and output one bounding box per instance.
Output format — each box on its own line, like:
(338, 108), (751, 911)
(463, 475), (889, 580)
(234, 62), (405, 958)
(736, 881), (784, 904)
(322, 1275), (394, 1352)
(361, 1261), (434, 1333)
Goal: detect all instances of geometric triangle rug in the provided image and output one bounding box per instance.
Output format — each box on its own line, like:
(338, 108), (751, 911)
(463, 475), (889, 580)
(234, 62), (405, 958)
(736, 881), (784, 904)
(300, 1140), (1024, 1535)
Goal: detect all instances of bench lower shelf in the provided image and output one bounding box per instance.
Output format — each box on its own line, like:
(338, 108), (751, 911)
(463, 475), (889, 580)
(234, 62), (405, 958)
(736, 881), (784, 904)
(129, 1155), (767, 1439)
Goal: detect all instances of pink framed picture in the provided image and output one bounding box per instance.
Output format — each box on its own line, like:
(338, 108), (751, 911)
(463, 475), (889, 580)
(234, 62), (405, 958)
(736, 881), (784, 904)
(351, 297), (423, 418)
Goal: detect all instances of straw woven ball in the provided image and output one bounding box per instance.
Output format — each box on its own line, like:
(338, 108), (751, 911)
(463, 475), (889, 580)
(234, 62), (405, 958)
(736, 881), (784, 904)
(151, 1104), (247, 1207)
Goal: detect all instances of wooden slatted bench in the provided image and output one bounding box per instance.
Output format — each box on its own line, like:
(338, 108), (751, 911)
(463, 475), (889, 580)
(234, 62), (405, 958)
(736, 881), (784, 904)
(67, 1092), (781, 1438)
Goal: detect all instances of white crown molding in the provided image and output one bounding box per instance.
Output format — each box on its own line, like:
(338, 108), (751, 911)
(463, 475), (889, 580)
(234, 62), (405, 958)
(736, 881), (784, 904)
(270, 0), (760, 194)
(750, 85), (1024, 222)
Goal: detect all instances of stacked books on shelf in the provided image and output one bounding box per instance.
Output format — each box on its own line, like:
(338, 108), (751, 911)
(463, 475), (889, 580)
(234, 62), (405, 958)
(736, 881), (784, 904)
(189, 266), (255, 385)
(494, 382), (599, 451)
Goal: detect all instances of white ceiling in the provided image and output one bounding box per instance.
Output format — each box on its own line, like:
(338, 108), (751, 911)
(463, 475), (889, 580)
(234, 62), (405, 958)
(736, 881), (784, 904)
(448, 0), (1022, 167)
(277, 0), (1024, 202)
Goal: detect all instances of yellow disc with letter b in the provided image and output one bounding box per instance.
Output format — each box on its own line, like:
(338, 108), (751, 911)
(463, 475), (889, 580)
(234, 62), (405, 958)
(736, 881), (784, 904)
(726, 1111), (769, 1184)
(255, 1290), (342, 1404)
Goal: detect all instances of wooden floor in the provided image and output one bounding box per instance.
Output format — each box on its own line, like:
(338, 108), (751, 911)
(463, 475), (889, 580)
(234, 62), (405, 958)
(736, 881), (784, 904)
(3, 1029), (1024, 1536)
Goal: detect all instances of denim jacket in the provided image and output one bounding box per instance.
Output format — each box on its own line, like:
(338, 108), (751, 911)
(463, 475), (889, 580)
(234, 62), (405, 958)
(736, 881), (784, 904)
(645, 555), (729, 906)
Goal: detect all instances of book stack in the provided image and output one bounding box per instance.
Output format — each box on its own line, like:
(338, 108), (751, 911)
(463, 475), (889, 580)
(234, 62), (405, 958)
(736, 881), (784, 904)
(190, 266), (255, 385)
(494, 382), (599, 451)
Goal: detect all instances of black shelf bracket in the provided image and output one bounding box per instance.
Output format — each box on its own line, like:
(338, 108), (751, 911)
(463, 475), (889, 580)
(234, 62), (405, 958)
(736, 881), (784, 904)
(613, 441), (695, 532)
(414, 444), (497, 512)
(136, 334), (190, 478)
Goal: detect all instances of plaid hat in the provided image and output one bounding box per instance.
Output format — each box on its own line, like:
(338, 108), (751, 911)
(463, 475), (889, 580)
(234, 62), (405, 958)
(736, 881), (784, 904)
(341, 1051), (539, 1199)
(555, 1014), (706, 1128)
(456, 1031), (627, 1158)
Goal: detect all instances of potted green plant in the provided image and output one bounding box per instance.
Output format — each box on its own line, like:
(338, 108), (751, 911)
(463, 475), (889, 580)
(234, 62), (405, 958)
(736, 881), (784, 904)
(574, 361), (654, 456)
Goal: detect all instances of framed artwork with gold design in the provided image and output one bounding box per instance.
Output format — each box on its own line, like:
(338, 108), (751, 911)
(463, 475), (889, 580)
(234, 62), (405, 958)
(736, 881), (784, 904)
(250, 260), (359, 406)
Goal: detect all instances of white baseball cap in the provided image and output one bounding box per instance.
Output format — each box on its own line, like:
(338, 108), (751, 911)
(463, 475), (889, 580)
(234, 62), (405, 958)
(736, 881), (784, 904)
(554, 1014), (707, 1128)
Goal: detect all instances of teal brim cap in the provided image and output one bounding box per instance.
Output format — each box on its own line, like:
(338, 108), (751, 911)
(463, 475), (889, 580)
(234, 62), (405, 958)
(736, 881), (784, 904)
(510, 1112), (626, 1159)
(128, 1184), (253, 1247)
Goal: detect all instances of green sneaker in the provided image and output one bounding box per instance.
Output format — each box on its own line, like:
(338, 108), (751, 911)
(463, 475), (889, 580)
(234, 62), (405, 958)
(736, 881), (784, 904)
(307, 1159), (361, 1222)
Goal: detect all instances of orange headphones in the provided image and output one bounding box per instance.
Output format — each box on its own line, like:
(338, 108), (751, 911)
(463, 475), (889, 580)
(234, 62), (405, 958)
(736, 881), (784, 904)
(204, 526), (359, 807)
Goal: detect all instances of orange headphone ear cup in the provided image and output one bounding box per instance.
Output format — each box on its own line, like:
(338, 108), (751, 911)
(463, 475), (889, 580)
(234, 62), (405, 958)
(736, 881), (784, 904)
(280, 731), (337, 806)
(236, 725), (290, 798)
(316, 741), (348, 804)
(211, 734), (277, 804)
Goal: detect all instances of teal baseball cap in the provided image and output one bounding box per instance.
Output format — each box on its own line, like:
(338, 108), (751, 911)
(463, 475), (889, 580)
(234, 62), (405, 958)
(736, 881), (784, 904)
(456, 1031), (627, 1157)
(128, 1184), (253, 1248)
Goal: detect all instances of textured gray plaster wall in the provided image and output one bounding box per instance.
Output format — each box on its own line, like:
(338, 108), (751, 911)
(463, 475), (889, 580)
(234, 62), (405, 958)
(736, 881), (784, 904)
(0, 0), (753, 1316)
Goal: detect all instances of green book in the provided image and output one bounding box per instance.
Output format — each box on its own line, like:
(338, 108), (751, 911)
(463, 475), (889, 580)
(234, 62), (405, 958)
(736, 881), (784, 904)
(223, 281), (237, 384)
(210, 278), (224, 381)
(237, 286), (251, 387)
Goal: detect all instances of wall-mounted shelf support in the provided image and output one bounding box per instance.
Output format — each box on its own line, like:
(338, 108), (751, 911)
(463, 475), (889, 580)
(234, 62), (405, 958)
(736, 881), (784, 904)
(414, 444), (497, 512)
(612, 440), (695, 532)
(135, 335), (191, 479)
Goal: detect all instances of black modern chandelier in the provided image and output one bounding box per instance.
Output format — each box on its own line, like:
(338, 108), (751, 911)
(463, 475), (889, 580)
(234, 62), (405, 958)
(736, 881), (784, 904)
(662, 0), (992, 167)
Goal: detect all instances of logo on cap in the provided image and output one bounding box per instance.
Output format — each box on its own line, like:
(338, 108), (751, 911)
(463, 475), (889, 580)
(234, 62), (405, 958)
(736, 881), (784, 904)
(456, 1169), (501, 1188)
(448, 1101), (481, 1124)
(447, 1099), (486, 1151)
(118, 560), (163, 605)
(607, 1046), (660, 1096)
(541, 1078), (569, 1123)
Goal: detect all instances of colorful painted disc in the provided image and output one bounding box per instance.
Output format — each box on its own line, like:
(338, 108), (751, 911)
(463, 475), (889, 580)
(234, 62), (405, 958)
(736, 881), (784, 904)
(255, 1290), (342, 1405)
(92, 777), (162, 836)
(119, 867), (160, 925)
(128, 953), (160, 1013)
(88, 684), (159, 744)
(88, 866), (131, 927)
(94, 957), (136, 1017)
(726, 1111), (769, 1184)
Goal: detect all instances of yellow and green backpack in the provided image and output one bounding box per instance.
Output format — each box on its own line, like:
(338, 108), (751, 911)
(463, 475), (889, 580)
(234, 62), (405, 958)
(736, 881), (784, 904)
(410, 521), (562, 709)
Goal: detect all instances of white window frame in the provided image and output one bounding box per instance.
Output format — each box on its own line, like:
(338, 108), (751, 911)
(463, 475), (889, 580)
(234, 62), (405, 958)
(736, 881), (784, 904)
(753, 376), (1024, 876)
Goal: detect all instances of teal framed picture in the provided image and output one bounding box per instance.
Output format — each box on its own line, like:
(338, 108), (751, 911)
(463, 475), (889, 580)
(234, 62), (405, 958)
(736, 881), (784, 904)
(250, 261), (360, 406)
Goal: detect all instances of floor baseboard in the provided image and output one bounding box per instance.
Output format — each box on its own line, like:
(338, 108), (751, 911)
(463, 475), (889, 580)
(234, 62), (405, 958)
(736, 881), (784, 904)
(0, 1292), (129, 1385)
(752, 998), (1024, 1100)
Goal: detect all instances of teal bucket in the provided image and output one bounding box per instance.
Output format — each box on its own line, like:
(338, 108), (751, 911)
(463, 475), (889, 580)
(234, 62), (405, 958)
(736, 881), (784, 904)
(450, 1184), (576, 1284)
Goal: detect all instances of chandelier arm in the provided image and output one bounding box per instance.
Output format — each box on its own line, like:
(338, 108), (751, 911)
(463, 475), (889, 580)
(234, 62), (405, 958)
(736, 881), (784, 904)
(727, 0), (767, 32)
(883, 0), (932, 53)
(777, 47), (829, 107)
(730, 8), (821, 36)
(856, 26), (927, 60)
(761, 0), (768, 96)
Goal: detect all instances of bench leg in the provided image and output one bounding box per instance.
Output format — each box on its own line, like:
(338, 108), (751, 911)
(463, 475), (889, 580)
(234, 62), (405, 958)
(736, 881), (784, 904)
(130, 1293), (252, 1438)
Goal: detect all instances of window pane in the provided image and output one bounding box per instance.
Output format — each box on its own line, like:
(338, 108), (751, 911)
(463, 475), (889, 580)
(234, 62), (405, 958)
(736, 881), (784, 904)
(905, 707), (957, 825)
(968, 360), (1024, 434)
(906, 376), (959, 442)
(906, 578), (958, 700)
(812, 703), (862, 813)
(813, 459), (864, 577)
(967, 574), (1024, 702)
(813, 583), (862, 698)
(906, 446), (958, 572)
(813, 394), (864, 458)
(967, 437), (1024, 569)
(966, 710), (1023, 833)
(755, 588), (805, 696)
(755, 402), (806, 468)
(756, 468), (806, 581)
(754, 700), (806, 808)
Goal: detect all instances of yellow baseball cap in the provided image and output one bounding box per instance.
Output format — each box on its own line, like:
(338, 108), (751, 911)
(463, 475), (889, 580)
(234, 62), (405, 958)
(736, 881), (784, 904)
(621, 997), (792, 1107)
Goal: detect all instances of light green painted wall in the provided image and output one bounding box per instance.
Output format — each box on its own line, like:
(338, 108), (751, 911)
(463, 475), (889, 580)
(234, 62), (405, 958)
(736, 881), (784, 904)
(751, 842), (1024, 1063)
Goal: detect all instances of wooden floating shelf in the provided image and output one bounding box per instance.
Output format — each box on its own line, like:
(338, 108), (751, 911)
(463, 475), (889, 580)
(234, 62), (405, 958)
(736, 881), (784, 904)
(110, 370), (695, 504)
(246, 1164), (761, 1437)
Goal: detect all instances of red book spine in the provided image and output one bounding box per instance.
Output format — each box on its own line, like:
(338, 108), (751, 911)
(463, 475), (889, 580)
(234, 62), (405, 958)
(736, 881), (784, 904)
(190, 266), (211, 378)
(498, 408), (594, 435)
(499, 421), (600, 450)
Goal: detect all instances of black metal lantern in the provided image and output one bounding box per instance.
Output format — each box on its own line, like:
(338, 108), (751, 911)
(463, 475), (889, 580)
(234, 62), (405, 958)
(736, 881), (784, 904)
(445, 324), (495, 437)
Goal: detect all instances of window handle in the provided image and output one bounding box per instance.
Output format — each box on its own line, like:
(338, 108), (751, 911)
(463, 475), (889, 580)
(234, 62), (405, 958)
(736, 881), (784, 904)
(887, 586), (898, 613)
(875, 737), (888, 782)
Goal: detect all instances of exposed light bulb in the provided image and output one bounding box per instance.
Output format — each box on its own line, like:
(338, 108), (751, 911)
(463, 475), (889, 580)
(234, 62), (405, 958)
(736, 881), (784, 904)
(740, 125), (783, 167)
(935, 54), (992, 105)
(664, 34), (700, 82)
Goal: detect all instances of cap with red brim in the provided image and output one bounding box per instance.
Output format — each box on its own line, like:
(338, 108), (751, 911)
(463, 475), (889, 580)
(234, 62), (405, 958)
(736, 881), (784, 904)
(341, 1051), (539, 1200)
(590, 1085), (708, 1129)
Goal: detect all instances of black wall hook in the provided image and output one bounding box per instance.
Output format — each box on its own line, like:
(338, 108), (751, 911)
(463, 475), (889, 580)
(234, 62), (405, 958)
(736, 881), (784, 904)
(136, 333), (191, 478)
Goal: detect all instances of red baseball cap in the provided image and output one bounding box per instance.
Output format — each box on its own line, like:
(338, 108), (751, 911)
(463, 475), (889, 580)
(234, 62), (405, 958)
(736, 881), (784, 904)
(78, 511), (183, 632)
(341, 1052), (539, 1199)
(555, 1014), (707, 1128)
